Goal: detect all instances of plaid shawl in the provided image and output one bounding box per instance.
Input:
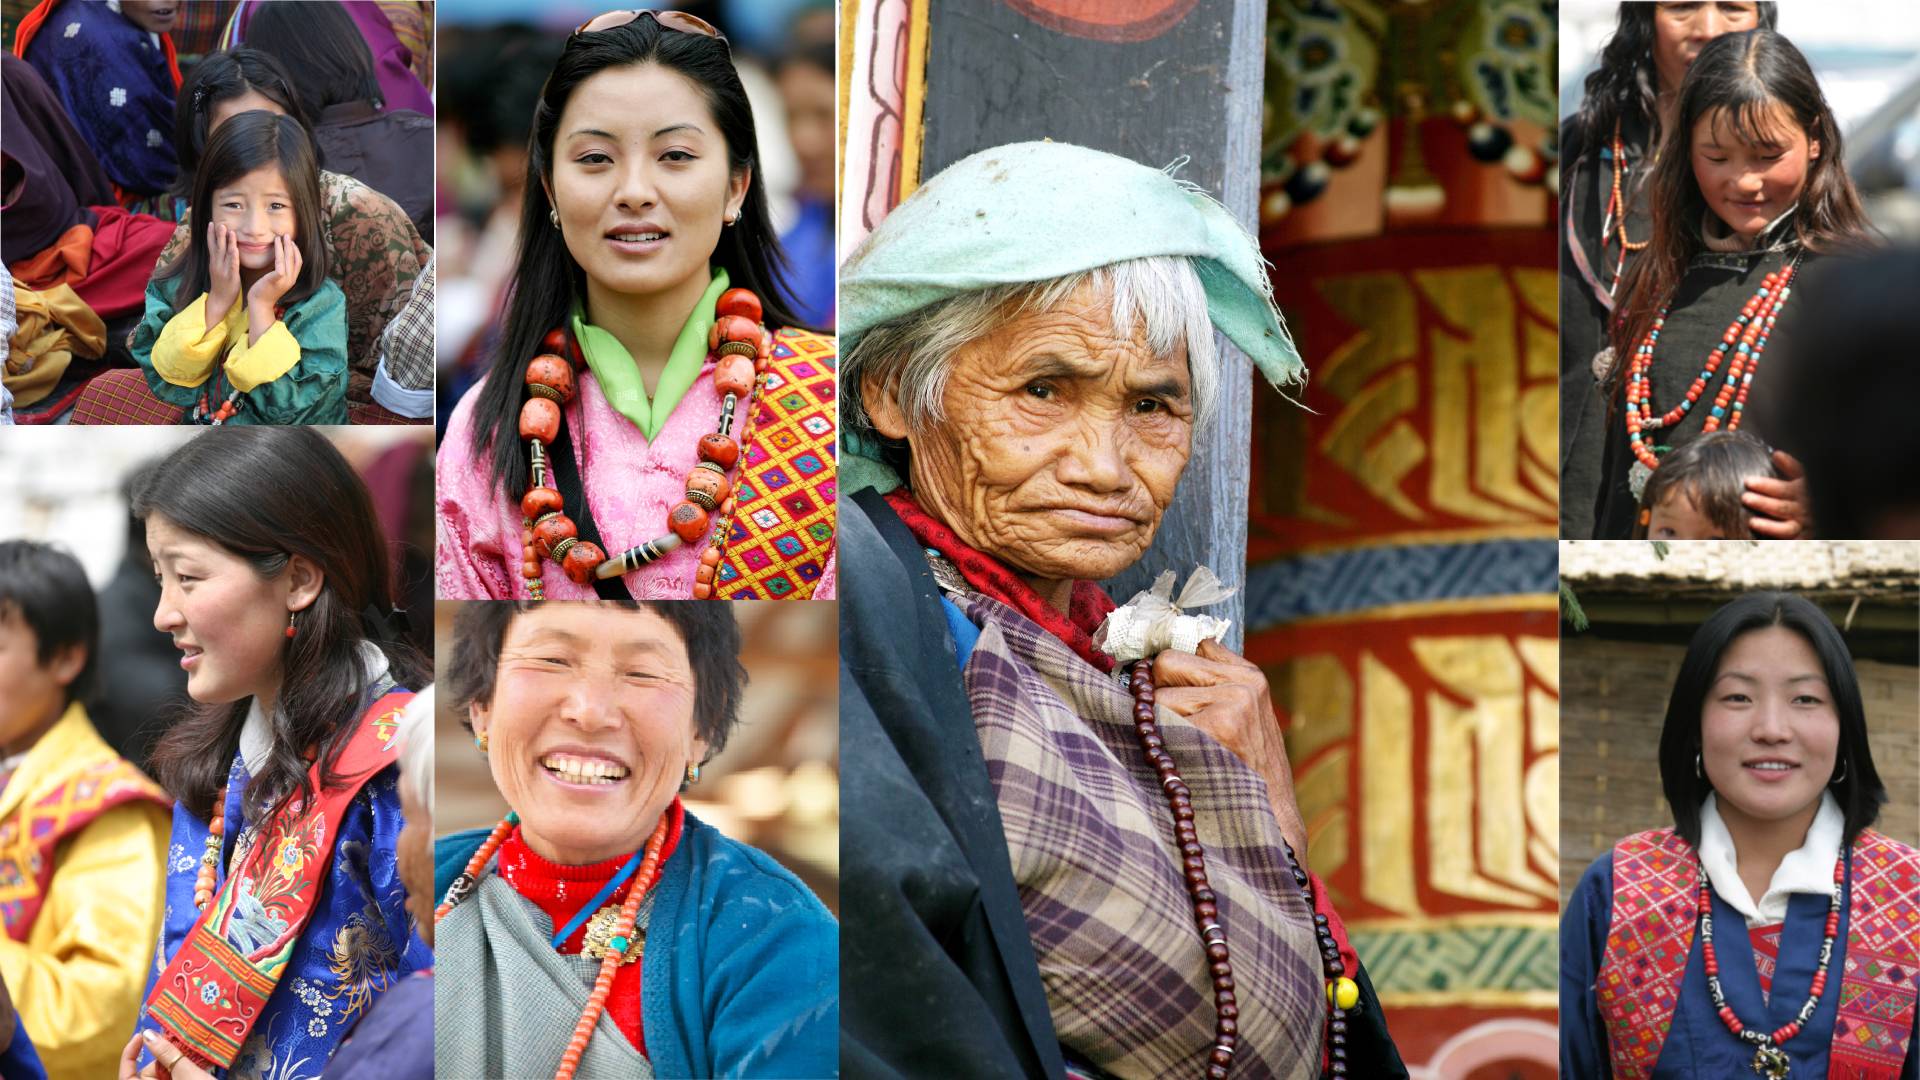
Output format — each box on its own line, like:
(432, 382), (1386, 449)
(952, 588), (1325, 1078)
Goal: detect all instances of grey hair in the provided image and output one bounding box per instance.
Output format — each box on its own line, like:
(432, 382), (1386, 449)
(843, 255), (1218, 439)
(395, 684), (433, 812)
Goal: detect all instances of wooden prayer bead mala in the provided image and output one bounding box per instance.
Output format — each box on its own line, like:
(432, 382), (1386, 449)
(515, 288), (773, 598)
(1127, 661), (1358, 1077)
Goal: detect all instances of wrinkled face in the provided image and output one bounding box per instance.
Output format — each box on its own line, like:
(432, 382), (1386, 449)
(1700, 625), (1842, 831)
(1691, 103), (1816, 240)
(210, 165), (299, 270)
(208, 90), (285, 134)
(777, 61), (835, 202)
(148, 516), (297, 707)
(1652, 2), (1762, 94)
(120, 0), (179, 34)
(878, 283), (1194, 588)
(0, 609), (82, 754)
(548, 63), (748, 308)
(1648, 487), (1730, 540)
(469, 605), (707, 866)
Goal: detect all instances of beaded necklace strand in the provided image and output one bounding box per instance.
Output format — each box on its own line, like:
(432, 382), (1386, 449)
(436, 811), (673, 1080)
(1125, 663), (1357, 1077)
(1697, 853), (1843, 1079)
(517, 288), (773, 599)
(1602, 120), (1649, 294)
(1625, 255), (1801, 471)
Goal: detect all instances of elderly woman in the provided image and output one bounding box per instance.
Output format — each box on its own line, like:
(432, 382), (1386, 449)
(431, 602), (837, 1078)
(839, 141), (1404, 1079)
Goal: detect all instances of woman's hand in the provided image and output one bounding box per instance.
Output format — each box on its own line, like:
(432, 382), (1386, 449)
(206, 222), (241, 319)
(119, 1030), (215, 1080)
(1152, 640), (1311, 864)
(1744, 450), (1814, 539)
(246, 234), (301, 310)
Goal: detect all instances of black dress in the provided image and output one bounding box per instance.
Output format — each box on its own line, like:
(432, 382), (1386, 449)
(1559, 111), (1654, 539)
(1590, 223), (1811, 538)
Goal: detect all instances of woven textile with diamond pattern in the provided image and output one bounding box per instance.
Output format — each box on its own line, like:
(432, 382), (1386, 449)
(1595, 828), (1919, 1078)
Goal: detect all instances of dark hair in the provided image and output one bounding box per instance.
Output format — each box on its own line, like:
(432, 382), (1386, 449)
(1768, 249), (1920, 539)
(1637, 430), (1776, 538)
(1659, 591), (1887, 848)
(242, 0), (383, 117)
(1575, 2), (1778, 152)
(0, 541), (99, 708)
(155, 110), (330, 311)
(169, 48), (311, 207)
(442, 601), (746, 761)
(472, 19), (808, 497)
(1611, 29), (1877, 368)
(134, 428), (428, 823)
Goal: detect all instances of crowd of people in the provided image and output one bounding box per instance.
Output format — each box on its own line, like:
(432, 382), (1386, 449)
(2, 0), (434, 426)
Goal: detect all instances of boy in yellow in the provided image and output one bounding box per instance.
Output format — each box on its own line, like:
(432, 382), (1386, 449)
(0, 541), (168, 1080)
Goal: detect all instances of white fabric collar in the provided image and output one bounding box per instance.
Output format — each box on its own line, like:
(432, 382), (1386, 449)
(1699, 791), (1843, 927)
(238, 641), (391, 773)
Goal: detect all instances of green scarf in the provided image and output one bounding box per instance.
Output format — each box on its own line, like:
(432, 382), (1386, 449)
(572, 270), (729, 441)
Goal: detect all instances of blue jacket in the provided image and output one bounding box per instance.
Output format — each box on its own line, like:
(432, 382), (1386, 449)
(435, 812), (839, 1079)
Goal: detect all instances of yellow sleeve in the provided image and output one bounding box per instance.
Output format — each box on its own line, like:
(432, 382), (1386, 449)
(149, 294), (232, 388)
(224, 317), (302, 393)
(0, 801), (169, 1078)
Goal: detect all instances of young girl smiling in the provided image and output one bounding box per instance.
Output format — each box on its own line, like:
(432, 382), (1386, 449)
(1590, 28), (1875, 539)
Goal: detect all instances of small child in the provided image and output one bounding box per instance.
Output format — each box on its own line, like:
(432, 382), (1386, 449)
(1637, 431), (1779, 540)
(131, 111), (347, 425)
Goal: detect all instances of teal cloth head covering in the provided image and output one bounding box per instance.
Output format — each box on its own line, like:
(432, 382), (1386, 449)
(839, 140), (1302, 494)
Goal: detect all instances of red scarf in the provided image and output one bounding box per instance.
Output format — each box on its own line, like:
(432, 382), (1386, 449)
(884, 489), (1118, 672)
(498, 798), (685, 1058)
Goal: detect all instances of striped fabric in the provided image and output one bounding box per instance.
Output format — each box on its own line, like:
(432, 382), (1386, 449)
(70, 367), (422, 425)
(952, 589), (1325, 1079)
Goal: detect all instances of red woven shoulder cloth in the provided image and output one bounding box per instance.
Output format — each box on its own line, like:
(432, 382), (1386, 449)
(715, 327), (836, 600)
(1597, 827), (1920, 1079)
(0, 760), (167, 939)
(143, 690), (414, 1070)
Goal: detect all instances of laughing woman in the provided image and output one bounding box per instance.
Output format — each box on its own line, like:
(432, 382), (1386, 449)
(436, 12), (837, 601)
(118, 427), (431, 1079)
(432, 601), (837, 1078)
(1561, 593), (1918, 1078)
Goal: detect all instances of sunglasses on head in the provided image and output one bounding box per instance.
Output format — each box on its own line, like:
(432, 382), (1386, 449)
(572, 9), (729, 50)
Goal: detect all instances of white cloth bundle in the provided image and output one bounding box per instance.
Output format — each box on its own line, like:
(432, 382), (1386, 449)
(1095, 567), (1235, 662)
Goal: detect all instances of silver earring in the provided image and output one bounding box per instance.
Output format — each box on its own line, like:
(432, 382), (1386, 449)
(724, 211), (738, 226)
(1695, 752), (1704, 780)
(549, 208), (560, 229)
(1832, 759), (1848, 785)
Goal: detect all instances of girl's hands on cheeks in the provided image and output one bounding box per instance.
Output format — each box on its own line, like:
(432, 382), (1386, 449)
(206, 222), (241, 319)
(246, 234), (301, 311)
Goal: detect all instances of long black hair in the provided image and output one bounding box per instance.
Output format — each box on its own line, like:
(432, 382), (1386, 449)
(472, 18), (806, 497)
(1610, 29), (1876, 370)
(1658, 591), (1888, 848)
(1574, 2), (1778, 151)
(169, 48), (311, 207)
(154, 110), (330, 310)
(242, 0), (384, 117)
(135, 428), (428, 824)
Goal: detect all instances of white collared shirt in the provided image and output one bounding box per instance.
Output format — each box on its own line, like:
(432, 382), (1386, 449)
(238, 641), (393, 774)
(1699, 791), (1843, 927)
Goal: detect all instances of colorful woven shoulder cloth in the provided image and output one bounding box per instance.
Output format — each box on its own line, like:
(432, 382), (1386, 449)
(1597, 827), (1920, 1079)
(143, 691), (413, 1071)
(0, 759), (167, 939)
(1597, 828), (1700, 1080)
(715, 326), (836, 599)
(1832, 829), (1920, 1079)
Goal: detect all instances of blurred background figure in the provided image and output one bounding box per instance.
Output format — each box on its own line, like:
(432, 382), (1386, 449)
(434, 0), (835, 430)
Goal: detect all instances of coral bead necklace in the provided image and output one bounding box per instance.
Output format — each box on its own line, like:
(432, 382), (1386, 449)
(1697, 852), (1843, 1079)
(1602, 121), (1649, 294)
(1625, 255), (1801, 471)
(517, 288), (773, 599)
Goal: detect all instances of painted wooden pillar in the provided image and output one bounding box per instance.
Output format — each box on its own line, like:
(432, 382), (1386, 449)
(915, 0), (1270, 648)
